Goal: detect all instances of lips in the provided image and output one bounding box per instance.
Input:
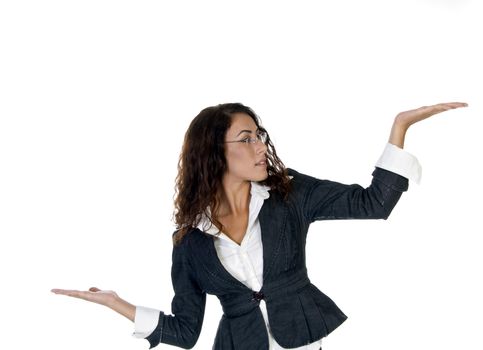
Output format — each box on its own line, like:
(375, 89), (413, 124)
(255, 158), (267, 166)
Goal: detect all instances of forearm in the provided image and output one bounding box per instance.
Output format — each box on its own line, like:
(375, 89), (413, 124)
(388, 116), (410, 149)
(108, 296), (136, 322)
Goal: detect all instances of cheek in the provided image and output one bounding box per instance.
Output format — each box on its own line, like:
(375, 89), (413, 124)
(226, 148), (254, 169)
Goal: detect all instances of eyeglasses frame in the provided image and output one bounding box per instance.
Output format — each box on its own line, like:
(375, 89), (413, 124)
(224, 130), (269, 145)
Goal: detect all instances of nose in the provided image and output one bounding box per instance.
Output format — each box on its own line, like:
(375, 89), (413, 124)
(255, 140), (268, 154)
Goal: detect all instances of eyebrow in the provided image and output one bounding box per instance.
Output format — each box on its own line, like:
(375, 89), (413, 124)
(236, 127), (259, 137)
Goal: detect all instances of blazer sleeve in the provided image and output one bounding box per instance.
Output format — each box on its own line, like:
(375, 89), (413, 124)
(291, 167), (409, 223)
(145, 237), (206, 349)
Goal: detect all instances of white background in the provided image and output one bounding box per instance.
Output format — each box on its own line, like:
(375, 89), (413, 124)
(1, 0), (481, 349)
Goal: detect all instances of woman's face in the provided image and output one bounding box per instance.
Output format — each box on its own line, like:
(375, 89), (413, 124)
(223, 113), (268, 183)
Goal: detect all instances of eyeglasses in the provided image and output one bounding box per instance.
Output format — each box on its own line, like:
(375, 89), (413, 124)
(224, 130), (268, 145)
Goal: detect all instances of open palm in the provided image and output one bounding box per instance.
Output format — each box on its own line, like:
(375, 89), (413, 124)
(396, 102), (467, 127)
(51, 287), (118, 307)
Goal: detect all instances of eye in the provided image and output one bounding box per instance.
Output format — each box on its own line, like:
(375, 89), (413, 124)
(257, 131), (267, 143)
(241, 137), (251, 144)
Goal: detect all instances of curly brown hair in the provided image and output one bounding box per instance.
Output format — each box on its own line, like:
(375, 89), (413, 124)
(172, 103), (292, 245)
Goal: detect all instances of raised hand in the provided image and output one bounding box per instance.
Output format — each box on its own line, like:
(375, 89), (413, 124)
(396, 102), (467, 127)
(389, 102), (468, 148)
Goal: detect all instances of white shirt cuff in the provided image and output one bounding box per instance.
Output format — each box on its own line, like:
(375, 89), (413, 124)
(375, 143), (422, 184)
(132, 306), (160, 339)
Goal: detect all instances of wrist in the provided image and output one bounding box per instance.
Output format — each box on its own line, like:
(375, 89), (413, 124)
(107, 294), (122, 309)
(389, 117), (409, 149)
(394, 114), (412, 130)
(108, 295), (136, 322)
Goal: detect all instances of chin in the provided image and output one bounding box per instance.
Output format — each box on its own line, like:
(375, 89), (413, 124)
(254, 170), (269, 182)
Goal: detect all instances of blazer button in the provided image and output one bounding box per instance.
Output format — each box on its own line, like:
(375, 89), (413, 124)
(252, 291), (264, 302)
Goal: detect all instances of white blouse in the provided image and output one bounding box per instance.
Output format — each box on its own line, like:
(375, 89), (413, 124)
(133, 143), (421, 349)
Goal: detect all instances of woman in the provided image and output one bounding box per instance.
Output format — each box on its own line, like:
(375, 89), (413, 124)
(52, 101), (467, 349)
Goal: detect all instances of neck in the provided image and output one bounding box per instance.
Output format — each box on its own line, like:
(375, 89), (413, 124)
(215, 176), (251, 218)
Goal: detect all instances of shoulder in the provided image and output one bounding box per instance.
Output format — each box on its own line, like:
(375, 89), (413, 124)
(286, 167), (323, 189)
(284, 167), (325, 203)
(171, 227), (199, 250)
(285, 167), (351, 204)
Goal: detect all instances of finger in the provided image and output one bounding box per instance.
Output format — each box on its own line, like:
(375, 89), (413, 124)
(52, 287), (100, 294)
(411, 105), (447, 116)
(421, 103), (465, 114)
(51, 288), (74, 295)
(51, 289), (92, 300)
(51, 288), (82, 297)
(435, 102), (468, 109)
(443, 102), (467, 106)
(449, 102), (468, 108)
(52, 289), (80, 296)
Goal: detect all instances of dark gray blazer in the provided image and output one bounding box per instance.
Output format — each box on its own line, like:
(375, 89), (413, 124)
(144, 167), (409, 349)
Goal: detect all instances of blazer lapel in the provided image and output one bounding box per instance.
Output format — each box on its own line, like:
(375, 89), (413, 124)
(188, 188), (288, 292)
(259, 192), (289, 283)
(189, 228), (252, 290)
